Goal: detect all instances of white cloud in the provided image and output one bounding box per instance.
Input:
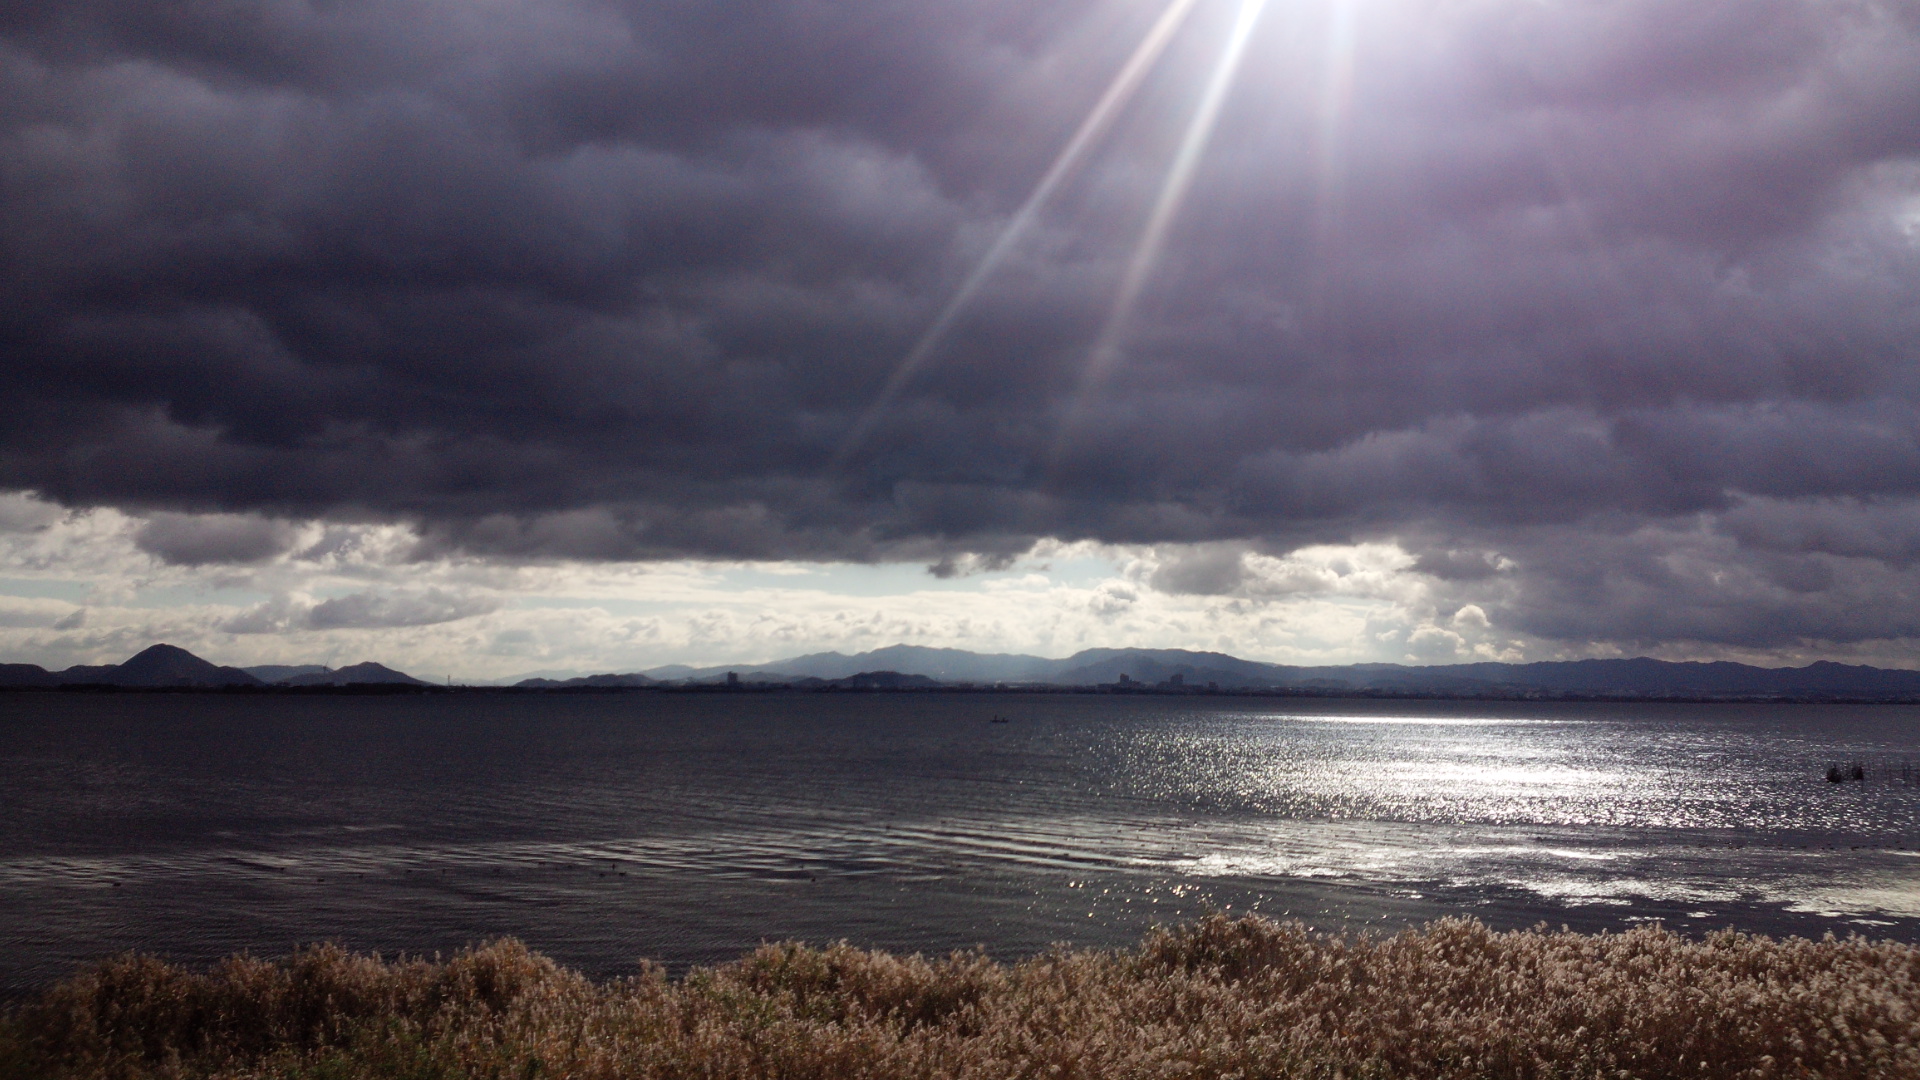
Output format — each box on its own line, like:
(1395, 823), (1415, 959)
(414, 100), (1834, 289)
(305, 589), (500, 630)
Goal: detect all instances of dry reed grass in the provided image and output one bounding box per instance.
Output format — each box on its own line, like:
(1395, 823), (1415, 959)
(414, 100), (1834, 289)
(3, 915), (1916, 1079)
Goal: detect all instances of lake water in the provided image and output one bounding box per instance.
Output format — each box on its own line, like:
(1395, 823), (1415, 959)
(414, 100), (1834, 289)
(3, 691), (1920, 993)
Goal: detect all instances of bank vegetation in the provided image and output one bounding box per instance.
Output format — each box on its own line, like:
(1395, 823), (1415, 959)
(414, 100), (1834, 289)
(3, 915), (1916, 1079)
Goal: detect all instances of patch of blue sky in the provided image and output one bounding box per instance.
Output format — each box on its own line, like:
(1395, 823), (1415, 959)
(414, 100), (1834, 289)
(1018, 553), (1121, 588)
(0, 578), (94, 602)
(714, 562), (980, 595)
(116, 584), (277, 609)
(714, 554), (1122, 595)
(502, 595), (683, 614)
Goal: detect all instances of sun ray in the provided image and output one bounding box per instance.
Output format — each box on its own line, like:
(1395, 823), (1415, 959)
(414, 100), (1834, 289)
(1050, 0), (1270, 468)
(1304, 0), (1358, 333)
(831, 0), (1208, 471)
(1312, 0), (1358, 250)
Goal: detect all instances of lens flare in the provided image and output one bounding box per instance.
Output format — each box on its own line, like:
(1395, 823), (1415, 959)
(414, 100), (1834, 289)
(832, 0), (1207, 470)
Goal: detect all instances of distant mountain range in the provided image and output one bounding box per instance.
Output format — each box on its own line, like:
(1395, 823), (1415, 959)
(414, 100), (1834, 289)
(276, 662), (429, 687)
(610, 643), (1920, 700)
(514, 672), (659, 690)
(7, 642), (1920, 700)
(0, 645), (429, 688)
(241, 664), (331, 683)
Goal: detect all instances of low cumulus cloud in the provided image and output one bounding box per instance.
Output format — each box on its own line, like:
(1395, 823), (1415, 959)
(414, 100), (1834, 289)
(306, 589), (500, 630)
(1147, 544), (1247, 596)
(0, 493), (62, 534)
(927, 551), (1021, 579)
(1146, 542), (1418, 602)
(223, 589), (499, 633)
(0, 597), (80, 630)
(1, 0), (1918, 657)
(134, 513), (303, 566)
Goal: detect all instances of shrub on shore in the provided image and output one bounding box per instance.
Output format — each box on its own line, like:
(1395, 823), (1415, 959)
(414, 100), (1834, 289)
(3, 915), (1917, 1079)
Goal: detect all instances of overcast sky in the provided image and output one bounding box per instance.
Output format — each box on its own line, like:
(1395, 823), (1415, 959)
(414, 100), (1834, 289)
(3, 0), (1919, 678)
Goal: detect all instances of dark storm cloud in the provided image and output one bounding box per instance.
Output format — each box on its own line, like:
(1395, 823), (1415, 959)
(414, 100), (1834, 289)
(4, 0), (1920, 651)
(1426, 519), (1920, 653)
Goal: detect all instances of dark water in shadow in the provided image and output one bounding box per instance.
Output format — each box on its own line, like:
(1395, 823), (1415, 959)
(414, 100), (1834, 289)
(4, 691), (1919, 992)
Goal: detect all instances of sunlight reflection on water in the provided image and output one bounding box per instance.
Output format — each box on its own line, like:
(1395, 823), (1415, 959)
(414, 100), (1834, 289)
(1283, 715), (1561, 725)
(2, 693), (1919, 989)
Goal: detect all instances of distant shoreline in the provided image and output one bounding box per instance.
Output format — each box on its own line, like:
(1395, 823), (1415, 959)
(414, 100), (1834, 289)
(17, 643), (1920, 706)
(7, 681), (1920, 705)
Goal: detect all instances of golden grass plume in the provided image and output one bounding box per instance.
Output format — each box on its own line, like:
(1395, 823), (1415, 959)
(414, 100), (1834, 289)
(3, 915), (1916, 1079)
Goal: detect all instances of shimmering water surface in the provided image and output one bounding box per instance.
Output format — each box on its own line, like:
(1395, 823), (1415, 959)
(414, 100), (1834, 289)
(4, 691), (1920, 992)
